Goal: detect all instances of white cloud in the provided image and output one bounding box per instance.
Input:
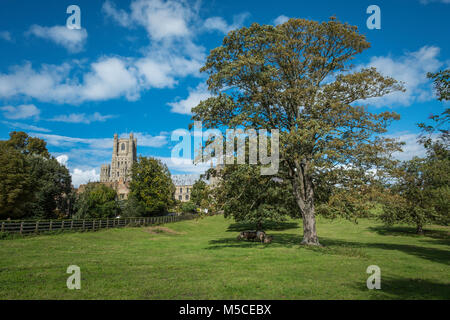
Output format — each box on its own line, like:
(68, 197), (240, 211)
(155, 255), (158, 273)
(1, 104), (40, 119)
(27, 25), (87, 53)
(102, 1), (132, 27)
(49, 112), (116, 124)
(56, 154), (69, 166)
(120, 132), (168, 147)
(32, 131), (168, 149)
(71, 168), (100, 188)
(130, 0), (194, 40)
(0, 31), (12, 42)
(81, 57), (140, 101)
(168, 83), (211, 115)
(387, 132), (427, 161)
(31, 133), (113, 149)
(104, 0), (194, 40)
(0, 58), (142, 104)
(0, 1), (249, 105)
(203, 13), (249, 34)
(0, 51), (205, 104)
(158, 156), (211, 174)
(360, 46), (444, 107)
(1, 121), (51, 132)
(135, 58), (178, 88)
(273, 15), (290, 25)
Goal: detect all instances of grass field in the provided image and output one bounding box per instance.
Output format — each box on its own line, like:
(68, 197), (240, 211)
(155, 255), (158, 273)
(0, 214), (448, 299)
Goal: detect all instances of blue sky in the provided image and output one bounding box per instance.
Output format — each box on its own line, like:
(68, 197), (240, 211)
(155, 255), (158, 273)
(0, 0), (449, 186)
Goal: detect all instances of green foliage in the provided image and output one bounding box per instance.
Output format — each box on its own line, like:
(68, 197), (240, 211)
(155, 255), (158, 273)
(381, 158), (437, 234)
(427, 69), (449, 102)
(382, 69), (450, 233)
(0, 132), (72, 219)
(4, 131), (51, 158)
(0, 143), (34, 219)
(129, 156), (175, 216)
(191, 18), (403, 244)
(190, 180), (210, 207)
(74, 183), (119, 219)
(28, 156), (72, 219)
(180, 201), (197, 214)
(122, 196), (147, 217)
(214, 164), (297, 229)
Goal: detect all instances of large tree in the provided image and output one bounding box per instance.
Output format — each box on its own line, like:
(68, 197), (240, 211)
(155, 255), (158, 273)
(129, 156), (175, 216)
(0, 132), (71, 219)
(0, 143), (34, 219)
(191, 18), (403, 245)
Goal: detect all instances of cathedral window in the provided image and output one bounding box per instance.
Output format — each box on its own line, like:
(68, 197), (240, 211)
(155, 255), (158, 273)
(121, 143), (125, 151)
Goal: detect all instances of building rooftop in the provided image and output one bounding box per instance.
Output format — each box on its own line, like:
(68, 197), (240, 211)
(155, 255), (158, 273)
(171, 174), (209, 186)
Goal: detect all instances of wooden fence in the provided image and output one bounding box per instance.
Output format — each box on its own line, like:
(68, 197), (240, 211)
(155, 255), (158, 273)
(0, 214), (196, 235)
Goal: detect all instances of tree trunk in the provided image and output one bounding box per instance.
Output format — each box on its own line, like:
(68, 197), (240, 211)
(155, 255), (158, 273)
(416, 225), (424, 235)
(291, 164), (320, 246)
(300, 201), (320, 245)
(257, 221), (263, 231)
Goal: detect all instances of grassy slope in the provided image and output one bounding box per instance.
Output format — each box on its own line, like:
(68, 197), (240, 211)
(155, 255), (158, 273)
(0, 215), (448, 299)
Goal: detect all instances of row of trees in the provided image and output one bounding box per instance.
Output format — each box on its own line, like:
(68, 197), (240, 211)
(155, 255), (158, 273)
(0, 133), (178, 220)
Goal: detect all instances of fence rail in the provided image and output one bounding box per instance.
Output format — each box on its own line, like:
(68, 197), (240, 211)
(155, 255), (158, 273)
(0, 214), (196, 235)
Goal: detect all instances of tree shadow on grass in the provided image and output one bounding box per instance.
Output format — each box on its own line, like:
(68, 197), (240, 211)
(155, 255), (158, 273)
(369, 225), (450, 240)
(206, 233), (450, 265)
(353, 276), (450, 300)
(226, 221), (299, 233)
(321, 237), (450, 266)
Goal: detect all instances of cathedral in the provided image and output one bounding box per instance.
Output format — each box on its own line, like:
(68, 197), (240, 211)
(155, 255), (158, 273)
(100, 133), (137, 199)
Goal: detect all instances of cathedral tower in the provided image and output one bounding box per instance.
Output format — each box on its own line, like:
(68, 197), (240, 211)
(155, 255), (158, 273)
(100, 133), (137, 183)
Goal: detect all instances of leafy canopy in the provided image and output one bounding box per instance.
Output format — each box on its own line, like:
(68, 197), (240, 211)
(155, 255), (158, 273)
(191, 18), (403, 244)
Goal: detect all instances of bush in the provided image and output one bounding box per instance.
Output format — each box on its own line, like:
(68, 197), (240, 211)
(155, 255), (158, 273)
(180, 201), (197, 214)
(74, 183), (119, 219)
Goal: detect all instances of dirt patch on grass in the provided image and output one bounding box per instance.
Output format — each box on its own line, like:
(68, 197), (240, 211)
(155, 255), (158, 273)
(145, 226), (185, 235)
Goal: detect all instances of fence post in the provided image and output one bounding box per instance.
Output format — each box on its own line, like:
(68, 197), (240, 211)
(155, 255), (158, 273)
(20, 221), (23, 234)
(107, 218), (109, 229)
(93, 220), (95, 231)
(82, 219), (85, 231)
(35, 221), (39, 233)
(49, 220), (53, 231)
(70, 220), (73, 230)
(1, 221), (4, 232)
(62, 220), (65, 231)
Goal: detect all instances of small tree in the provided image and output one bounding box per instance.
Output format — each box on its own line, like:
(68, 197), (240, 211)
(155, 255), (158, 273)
(181, 201), (197, 214)
(381, 69), (449, 233)
(381, 158), (437, 234)
(129, 156), (175, 216)
(74, 183), (119, 219)
(190, 180), (210, 207)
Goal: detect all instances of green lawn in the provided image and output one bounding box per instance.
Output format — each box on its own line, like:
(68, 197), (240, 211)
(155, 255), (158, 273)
(0, 215), (449, 299)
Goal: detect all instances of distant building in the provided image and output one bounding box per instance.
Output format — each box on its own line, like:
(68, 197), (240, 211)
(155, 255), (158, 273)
(172, 174), (209, 202)
(99, 133), (137, 199)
